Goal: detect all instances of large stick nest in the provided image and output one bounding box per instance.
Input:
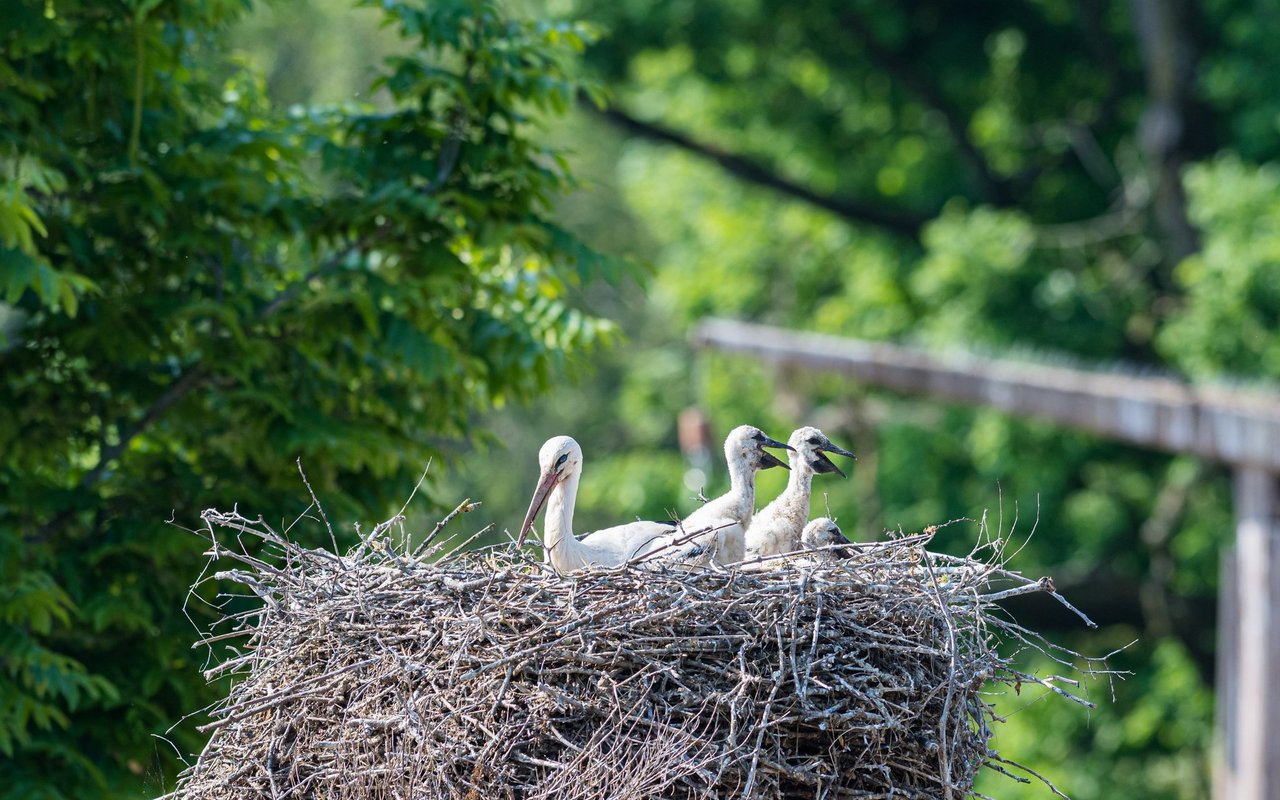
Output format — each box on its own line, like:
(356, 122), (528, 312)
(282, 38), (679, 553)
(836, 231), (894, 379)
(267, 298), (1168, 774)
(167, 501), (1108, 800)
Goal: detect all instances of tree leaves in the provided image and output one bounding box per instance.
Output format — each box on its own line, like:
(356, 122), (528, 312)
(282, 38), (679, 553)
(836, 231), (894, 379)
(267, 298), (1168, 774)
(0, 0), (616, 795)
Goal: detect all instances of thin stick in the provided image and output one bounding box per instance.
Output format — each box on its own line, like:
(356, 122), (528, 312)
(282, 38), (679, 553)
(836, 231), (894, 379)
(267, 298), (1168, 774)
(296, 458), (337, 554)
(414, 498), (480, 556)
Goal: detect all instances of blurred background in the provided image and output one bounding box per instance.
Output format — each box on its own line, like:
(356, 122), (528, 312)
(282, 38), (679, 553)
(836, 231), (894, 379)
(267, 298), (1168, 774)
(5, 0), (1280, 797)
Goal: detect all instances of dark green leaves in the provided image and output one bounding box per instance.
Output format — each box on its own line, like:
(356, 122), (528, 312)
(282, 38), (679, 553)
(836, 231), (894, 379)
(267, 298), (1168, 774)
(0, 0), (616, 795)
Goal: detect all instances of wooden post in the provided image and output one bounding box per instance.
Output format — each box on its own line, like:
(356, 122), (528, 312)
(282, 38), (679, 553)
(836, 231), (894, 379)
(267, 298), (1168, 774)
(1219, 467), (1280, 800)
(1215, 539), (1238, 800)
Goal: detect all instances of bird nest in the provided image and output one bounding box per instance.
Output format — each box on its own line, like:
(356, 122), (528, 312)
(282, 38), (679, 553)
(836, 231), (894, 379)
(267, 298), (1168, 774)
(165, 499), (1109, 800)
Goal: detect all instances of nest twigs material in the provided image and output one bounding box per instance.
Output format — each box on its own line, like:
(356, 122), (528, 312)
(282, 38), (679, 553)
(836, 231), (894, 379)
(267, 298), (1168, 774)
(166, 506), (1113, 800)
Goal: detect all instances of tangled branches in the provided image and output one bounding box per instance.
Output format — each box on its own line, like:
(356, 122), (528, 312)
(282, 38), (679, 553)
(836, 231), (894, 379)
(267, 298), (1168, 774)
(165, 503), (1111, 800)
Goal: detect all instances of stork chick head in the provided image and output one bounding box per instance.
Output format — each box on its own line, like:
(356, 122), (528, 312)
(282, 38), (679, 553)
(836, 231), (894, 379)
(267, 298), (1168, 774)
(802, 517), (848, 549)
(518, 435), (583, 547)
(724, 424), (793, 472)
(788, 426), (856, 477)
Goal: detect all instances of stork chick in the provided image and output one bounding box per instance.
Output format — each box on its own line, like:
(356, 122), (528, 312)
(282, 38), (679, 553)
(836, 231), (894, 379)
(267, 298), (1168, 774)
(745, 427), (855, 559)
(518, 436), (681, 573)
(800, 517), (854, 560)
(679, 425), (792, 565)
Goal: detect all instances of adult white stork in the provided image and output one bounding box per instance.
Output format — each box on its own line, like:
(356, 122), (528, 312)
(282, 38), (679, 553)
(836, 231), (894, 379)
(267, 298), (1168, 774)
(517, 436), (681, 573)
(679, 425), (792, 565)
(744, 426), (855, 559)
(800, 517), (854, 560)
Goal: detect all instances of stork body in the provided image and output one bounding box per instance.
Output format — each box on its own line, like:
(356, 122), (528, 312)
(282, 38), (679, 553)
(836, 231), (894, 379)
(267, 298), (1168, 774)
(680, 425), (792, 565)
(518, 436), (679, 572)
(745, 427), (855, 559)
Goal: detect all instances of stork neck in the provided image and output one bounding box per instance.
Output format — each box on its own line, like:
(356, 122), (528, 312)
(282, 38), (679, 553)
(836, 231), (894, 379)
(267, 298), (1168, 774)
(726, 455), (755, 506)
(544, 470), (587, 569)
(782, 460), (815, 517)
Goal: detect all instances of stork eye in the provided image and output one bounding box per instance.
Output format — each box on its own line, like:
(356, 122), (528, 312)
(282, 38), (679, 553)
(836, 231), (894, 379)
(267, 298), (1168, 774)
(555, 453), (569, 467)
(807, 436), (821, 446)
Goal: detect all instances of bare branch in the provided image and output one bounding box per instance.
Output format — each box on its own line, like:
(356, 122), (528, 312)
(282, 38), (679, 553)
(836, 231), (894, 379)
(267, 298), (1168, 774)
(583, 98), (929, 240)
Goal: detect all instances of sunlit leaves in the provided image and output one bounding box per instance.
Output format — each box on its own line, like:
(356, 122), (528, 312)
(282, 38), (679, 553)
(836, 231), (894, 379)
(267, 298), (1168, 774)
(0, 157), (99, 317)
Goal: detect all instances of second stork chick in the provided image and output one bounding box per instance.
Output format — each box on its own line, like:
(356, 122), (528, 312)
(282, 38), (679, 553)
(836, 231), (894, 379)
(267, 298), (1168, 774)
(678, 425), (792, 566)
(745, 426), (855, 559)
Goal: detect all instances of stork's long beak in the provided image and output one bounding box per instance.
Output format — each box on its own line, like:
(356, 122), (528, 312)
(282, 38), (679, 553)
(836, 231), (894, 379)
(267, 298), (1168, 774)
(813, 441), (856, 478)
(517, 469), (559, 547)
(758, 434), (793, 470)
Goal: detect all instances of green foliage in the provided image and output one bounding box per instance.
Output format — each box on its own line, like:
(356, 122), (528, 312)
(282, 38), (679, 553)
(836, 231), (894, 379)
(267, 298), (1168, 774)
(0, 0), (613, 795)
(0, 155), (98, 316)
(0, 570), (119, 757)
(1158, 156), (1280, 377)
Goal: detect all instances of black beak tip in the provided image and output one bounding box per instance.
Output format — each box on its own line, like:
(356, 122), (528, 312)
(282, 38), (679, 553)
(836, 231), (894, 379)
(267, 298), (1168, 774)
(822, 442), (856, 461)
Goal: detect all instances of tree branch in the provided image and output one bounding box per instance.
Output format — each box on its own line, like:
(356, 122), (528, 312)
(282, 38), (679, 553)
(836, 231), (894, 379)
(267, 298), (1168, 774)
(255, 226), (391, 320)
(77, 364), (211, 490)
(839, 11), (1015, 207)
(583, 99), (928, 240)
(1131, 0), (1200, 264)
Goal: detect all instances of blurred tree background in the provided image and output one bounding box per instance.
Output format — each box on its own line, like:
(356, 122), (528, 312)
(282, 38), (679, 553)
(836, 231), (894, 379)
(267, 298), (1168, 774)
(4, 0), (1278, 797)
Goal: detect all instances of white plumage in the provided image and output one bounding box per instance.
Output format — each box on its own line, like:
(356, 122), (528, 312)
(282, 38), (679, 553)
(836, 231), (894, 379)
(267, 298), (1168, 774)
(745, 426), (855, 559)
(679, 425), (792, 566)
(518, 436), (680, 573)
(800, 517), (854, 560)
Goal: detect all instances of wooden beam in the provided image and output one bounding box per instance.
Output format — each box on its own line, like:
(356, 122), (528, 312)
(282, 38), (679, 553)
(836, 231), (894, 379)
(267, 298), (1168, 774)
(692, 318), (1280, 471)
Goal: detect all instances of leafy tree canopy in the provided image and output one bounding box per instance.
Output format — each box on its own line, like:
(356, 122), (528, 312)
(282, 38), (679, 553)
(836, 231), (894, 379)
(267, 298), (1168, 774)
(0, 0), (614, 795)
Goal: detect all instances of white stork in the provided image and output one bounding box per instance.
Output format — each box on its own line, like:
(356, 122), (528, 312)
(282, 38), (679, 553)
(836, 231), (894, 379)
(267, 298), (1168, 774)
(679, 425), (792, 565)
(744, 426), (855, 559)
(517, 436), (682, 573)
(800, 517), (855, 560)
